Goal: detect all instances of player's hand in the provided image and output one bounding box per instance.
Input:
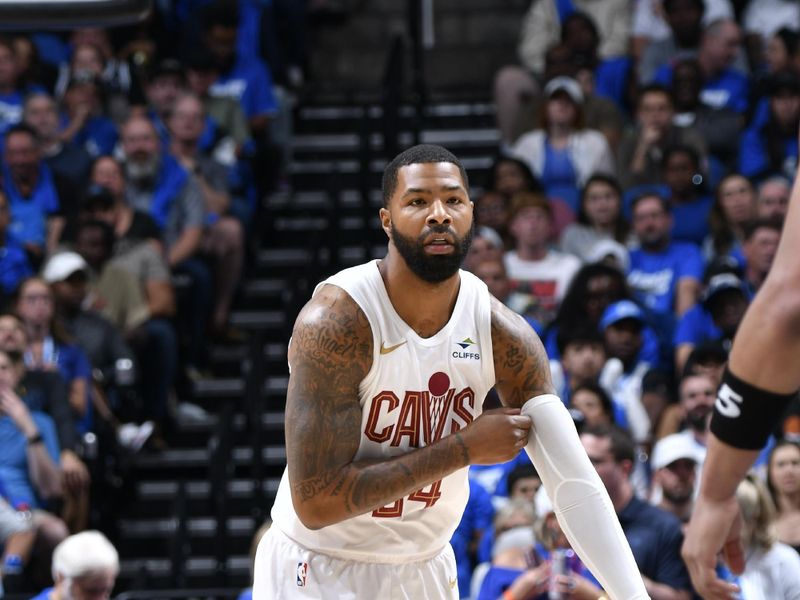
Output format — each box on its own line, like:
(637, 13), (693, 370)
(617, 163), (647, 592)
(681, 493), (744, 600)
(460, 407), (531, 464)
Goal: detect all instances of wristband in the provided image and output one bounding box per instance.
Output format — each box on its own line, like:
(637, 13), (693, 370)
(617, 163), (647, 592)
(26, 432), (43, 445)
(710, 367), (797, 450)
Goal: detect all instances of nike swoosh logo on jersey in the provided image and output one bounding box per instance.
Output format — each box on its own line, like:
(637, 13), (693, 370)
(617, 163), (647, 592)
(379, 340), (407, 354)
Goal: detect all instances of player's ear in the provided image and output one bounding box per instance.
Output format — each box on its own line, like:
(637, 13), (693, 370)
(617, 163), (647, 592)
(379, 207), (392, 239)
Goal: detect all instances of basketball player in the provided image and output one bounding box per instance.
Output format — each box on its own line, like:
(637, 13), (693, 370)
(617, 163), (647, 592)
(254, 145), (647, 599)
(681, 155), (800, 597)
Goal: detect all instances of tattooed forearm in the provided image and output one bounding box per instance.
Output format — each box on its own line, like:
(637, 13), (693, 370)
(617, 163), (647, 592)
(293, 471), (340, 502)
(344, 433), (468, 517)
(454, 431), (470, 464)
(286, 286), (476, 528)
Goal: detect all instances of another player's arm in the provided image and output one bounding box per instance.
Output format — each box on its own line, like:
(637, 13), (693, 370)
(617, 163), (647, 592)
(489, 296), (555, 406)
(287, 286), (528, 530)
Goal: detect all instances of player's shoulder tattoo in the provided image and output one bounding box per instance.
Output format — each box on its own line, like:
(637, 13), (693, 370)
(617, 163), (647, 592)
(489, 296), (555, 407)
(289, 284), (373, 381)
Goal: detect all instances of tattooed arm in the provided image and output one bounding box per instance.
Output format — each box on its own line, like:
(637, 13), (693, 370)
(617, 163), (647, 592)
(490, 296), (556, 407)
(286, 285), (532, 530)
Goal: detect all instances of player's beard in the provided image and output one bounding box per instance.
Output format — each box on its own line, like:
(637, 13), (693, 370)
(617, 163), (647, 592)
(391, 222), (473, 284)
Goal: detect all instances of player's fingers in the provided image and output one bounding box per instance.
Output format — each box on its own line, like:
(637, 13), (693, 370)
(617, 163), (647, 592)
(510, 414), (532, 429)
(485, 407), (521, 416)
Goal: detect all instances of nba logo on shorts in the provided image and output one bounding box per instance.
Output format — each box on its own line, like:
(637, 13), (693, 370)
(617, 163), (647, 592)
(296, 562), (308, 587)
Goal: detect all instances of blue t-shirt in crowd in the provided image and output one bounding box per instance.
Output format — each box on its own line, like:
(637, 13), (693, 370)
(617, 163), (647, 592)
(541, 141), (579, 213)
(0, 411), (60, 509)
(4, 163), (61, 247)
(654, 65), (750, 113)
(0, 239), (32, 295)
(739, 124), (799, 180)
(210, 58), (278, 120)
(595, 57), (633, 111)
(67, 115), (119, 157)
(618, 496), (693, 593)
(670, 196), (713, 247)
(627, 242), (704, 316)
(0, 90), (24, 135)
(236, 589), (253, 600)
(674, 304), (721, 347)
(452, 478), (495, 596)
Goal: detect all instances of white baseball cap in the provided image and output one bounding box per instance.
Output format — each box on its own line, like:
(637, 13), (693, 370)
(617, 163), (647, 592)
(651, 434), (703, 470)
(544, 76), (584, 105)
(42, 252), (89, 283)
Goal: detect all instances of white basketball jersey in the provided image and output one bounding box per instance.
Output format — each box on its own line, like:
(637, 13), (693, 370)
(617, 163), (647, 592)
(271, 260), (495, 562)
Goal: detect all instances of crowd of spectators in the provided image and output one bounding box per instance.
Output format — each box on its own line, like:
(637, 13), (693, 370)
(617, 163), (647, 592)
(0, 0), (305, 594)
(461, 0), (800, 597)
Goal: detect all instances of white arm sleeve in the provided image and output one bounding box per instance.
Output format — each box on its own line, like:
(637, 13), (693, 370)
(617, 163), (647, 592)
(522, 394), (650, 600)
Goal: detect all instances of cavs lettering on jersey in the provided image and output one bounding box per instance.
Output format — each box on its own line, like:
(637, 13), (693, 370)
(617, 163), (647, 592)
(271, 260), (495, 562)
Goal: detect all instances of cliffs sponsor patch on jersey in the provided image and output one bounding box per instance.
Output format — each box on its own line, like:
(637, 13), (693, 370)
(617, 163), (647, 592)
(453, 336), (480, 360)
(364, 371), (476, 447)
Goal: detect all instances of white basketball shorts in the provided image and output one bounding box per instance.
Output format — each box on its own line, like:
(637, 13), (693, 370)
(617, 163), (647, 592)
(253, 527), (460, 599)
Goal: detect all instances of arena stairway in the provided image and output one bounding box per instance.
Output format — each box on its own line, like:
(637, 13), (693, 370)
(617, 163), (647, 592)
(106, 0), (524, 592)
(98, 97), (501, 595)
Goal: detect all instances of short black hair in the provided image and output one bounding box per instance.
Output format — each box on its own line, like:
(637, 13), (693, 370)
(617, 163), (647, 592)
(637, 83), (673, 108)
(556, 321), (604, 357)
(560, 11), (599, 45)
(382, 144), (468, 207)
(507, 463), (540, 494)
(684, 340), (729, 377)
(5, 122), (39, 145)
(630, 189), (670, 214)
(486, 154), (542, 193)
(581, 423), (636, 464)
(743, 217), (783, 241)
(572, 380), (615, 420)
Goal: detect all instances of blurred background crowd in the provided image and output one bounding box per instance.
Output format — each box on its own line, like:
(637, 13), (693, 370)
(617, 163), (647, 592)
(1, 0), (800, 598)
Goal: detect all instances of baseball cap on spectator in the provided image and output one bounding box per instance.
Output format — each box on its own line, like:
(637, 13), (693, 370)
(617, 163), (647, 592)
(544, 76), (584, 105)
(492, 526), (535, 560)
(586, 239), (630, 272)
(475, 226), (504, 249)
(701, 273), (746, 308)
(42, 252), (89, 283)
(82, 184), (114, 212)
(599, 300), (644, 331)
(651, 433), (703, 470)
